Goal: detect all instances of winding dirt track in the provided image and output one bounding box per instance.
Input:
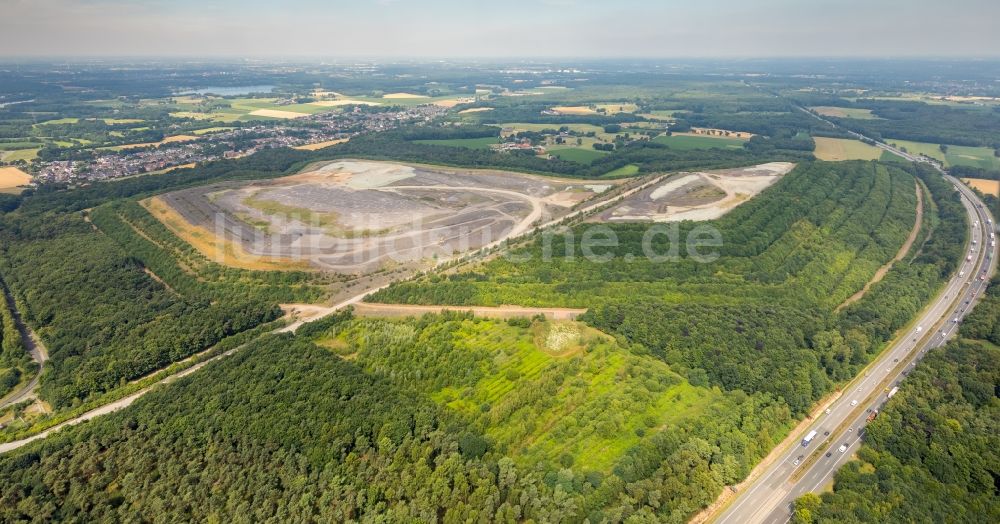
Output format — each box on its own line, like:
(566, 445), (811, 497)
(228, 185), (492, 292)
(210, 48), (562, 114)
(835, 180), (924, 312)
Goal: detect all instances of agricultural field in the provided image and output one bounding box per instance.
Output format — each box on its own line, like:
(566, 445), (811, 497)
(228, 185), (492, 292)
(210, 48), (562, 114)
(962, 177), (1000, 197)
(809, 106), (881, 119)
(886, 139), (1000, 170)
(0, 167), (33, 193)
(149, 160), (612, 274)
(107, 134), (199, 151)
(413, 136), (499, 149)
(813, 137), (883, 161)
(548, 147), (608, 163)
(595, 162), (795, 222)
(652, 133), (746, 150)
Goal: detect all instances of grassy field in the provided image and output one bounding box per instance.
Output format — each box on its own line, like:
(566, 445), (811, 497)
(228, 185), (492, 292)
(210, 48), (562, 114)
(809, 106), (880, 120)
(886, 139), (1000, 169)
(326, 316), (721, 473)
(813, 137), (883, 161)
(601, 164), (640, 178)
(652, 133), (745, 150)
(0, 148), (40, 162)
(413, 137), (499, 150)
(548, 147), (608, 164)
(962, 178), (1000, 197)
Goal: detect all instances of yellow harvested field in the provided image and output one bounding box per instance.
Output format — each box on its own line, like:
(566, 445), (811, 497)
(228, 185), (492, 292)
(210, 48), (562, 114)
(458, 107), (494, 114)
(309, 100), (381, 107)
(142, 196), (312, 272)
(551, 106), (597, 115)
(0, 166), (32, 191)
(433, 97), (475, 108)
(113, 135), (199, 150)
(293, 138), (349, 151)
(595, 103), (638, 113)
(382, 92), (429, 99)
(813, 137), (883, 161)
(248, 108), (310, 119)
(962, 178), (1000, 197)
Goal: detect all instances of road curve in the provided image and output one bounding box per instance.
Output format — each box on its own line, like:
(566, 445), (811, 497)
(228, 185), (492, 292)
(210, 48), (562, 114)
(0, 281), (49, 409)
(713, 109), (997, 524)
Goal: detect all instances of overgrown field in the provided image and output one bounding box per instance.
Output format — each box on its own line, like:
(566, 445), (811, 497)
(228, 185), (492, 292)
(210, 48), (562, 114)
(372, 161), (965, 414)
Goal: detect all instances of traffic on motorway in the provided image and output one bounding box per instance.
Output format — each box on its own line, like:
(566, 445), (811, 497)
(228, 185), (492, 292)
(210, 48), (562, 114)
(714, 139), (997, 524)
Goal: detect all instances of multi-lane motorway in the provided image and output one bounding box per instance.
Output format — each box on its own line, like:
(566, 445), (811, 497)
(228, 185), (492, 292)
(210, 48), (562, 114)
(714, 112), (997, 524)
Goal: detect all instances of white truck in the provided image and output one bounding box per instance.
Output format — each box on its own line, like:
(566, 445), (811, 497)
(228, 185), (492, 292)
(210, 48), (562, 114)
(801, 430), (817, 447)
(887, 386), (899, 399)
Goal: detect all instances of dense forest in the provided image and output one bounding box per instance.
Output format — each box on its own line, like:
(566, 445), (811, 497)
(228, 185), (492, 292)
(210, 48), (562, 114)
(795, 284), (1000, 522)
(372, 161), (960, 415)
(0, 279), (30, 398)
(0, 211), (280, 409)
(0, 309), (795, 523)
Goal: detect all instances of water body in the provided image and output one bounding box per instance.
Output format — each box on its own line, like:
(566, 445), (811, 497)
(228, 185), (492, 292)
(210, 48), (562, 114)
(179, 85), (275, 96)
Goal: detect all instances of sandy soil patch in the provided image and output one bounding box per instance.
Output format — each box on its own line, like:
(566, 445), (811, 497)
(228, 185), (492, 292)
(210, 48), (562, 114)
(354, 302), (586, 321)
(248, 109), (310, 119)
(595, 162), (796, 223)
(458, 107), (494, 114)
(0, 166), (32, 191)
(141, 196), (312, 271)
(293, 138), (349, 151)
(383, 92), (429, 99)
(963, 178), (1000, 197)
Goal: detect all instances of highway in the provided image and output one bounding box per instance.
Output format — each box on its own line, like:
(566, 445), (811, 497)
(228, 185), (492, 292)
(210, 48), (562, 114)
(714, 111), (997, 524)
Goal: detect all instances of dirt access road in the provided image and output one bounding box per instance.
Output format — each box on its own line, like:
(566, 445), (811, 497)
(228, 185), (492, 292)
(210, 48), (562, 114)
(0, 170), (669, 453)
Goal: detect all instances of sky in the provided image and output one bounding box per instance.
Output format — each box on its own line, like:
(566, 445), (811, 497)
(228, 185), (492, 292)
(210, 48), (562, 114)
(2, 0), (999, 58)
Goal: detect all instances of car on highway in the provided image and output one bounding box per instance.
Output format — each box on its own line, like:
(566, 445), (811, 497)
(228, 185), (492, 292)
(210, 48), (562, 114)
(850, 399), (858, 406)
(839, 444), (848, 453)
(826, 452), (832, 457)
(793, 455), (803, 466)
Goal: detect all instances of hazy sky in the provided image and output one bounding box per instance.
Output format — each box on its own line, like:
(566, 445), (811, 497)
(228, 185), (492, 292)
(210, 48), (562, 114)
(2, 0), (999, 58)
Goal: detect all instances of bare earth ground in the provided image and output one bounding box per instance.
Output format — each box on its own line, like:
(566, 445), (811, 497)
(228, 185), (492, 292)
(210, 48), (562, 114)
(154, 160), (618, 274)
(351, 302), (587, 320)
(593, 162), (795, 222)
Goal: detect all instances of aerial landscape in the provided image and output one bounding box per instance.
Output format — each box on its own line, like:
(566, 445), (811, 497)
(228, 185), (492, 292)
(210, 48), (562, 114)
(0, 1), (998, 523)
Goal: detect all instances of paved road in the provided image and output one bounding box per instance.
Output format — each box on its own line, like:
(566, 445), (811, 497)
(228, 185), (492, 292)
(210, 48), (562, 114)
(0, 281), (49, 409)
(714, 110), (997, 524)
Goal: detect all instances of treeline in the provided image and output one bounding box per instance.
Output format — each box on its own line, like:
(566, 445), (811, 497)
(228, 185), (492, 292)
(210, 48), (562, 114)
(0, 334), (574, 522)
(372, 161), (934, 415)
(0, 212), (280, 408)
(846, 99), (1000, 148)
(89, 201), (327, 304)
(0, 280), (30, 397)
(795, 339), (1000, 523)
